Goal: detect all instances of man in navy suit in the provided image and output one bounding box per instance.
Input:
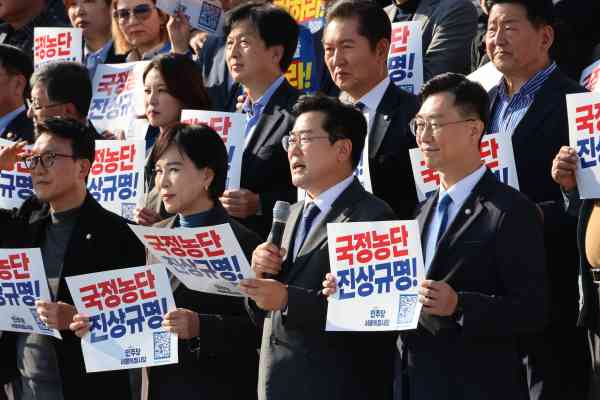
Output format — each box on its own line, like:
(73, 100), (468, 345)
(0, 44), (33, 143)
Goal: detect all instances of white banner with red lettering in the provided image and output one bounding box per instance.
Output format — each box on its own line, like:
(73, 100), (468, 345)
(0, 138), (32, 209)
(34, 27), (83, 69)
(180, 110), (244, 189)
(0, 248), (61, 338)
(567, 92), (600, 198)
(409, 133), (520, 201)
(326, 220), (424, 331)
(580, 60), (600, 93)
(65, 264), (177, 372)
(89, 62), (148, 139)
(129, 224), (254, 297)
(387, 21), (423, 95)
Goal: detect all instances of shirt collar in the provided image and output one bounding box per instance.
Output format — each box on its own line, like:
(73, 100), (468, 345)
(85, 39), (113, 61)
(498, 61), (557, 102)
(356, 76), (390, 112)
(0, 105), (26, 134)
(304, 174), (354, 214)
(439, 164), (487, 208)
(242, 75), (285, 116)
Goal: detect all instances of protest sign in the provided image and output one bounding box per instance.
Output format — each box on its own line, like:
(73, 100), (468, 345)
(0, 248), (61, 338)
(88, 140), (145, 220)
(567, 92), (600, 198)
(129, 224), (254, 297)
(89, 62), (148, 139)
(180, 110), (244, 189)
(387, 21), (423, 95)
(274, 0), (325, 32)
(580, 60), (600, 93)
(409, 132), (519, 201)
(326, 220), (424, 331)
(467, 61), (503, 91)
(156, 0), (224, 34)
(34, 27), (83, 69)
(66, 264), (177, 372)
(0, 138), (33, 209)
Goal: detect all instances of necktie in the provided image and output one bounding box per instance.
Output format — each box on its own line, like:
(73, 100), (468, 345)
(244, 102), (263, 148)
(435, 194), (453, 244)
(296, 202), (321, 253)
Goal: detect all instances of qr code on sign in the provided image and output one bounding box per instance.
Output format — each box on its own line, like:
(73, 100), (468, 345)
(197, 1), (222, 32)
(397, 294), (418, 325)
(121, 202), (135, 221)
(153, 331), (171, 360)
(29, 308), (51, 332)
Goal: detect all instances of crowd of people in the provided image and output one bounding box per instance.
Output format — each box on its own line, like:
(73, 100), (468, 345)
(0, 0), (599, 399)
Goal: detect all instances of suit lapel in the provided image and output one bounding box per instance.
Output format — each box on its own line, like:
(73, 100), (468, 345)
(370, 84), (395, 158)
(416, 193), (436, 241)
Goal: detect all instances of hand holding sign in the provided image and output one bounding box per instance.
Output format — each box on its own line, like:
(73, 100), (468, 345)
(167, 11), (192, 54)
(418, 280), (458, 317)
(239, 278), (288, 311)
(162, 308), (200, 339)
(551, 146), (578, 192)
(220, 189), (260, 218)
(70, 313), (91, 338)
(0, 140), (27, 171)
(35, 300), (77, 330)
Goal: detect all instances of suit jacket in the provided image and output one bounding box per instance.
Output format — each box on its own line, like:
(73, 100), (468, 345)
(1, 109), (34, 143)
(368, 82), (419, 219)
(249, 178), (397, 400)
(104, 42), (127, 64)
(147, 204), (260, 400)
(384, 0), (478, 81)
(238, 79), (300, 239)
(395, 170), (548, 400)
(0, 194), (146, 400)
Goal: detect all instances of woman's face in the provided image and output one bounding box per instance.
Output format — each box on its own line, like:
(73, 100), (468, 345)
(66, 0), (112, 40)
(144, 68), (183, 129)
(114, 0), (162, 50)
(154, 144), (214, 216)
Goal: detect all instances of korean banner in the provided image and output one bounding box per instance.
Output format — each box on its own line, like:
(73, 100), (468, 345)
(274, 0), (325, 33)
(129, 224), (254, 297)
(285, 24), (319, 93)
(89, 62), (148, 139)
(34, 27), (83, 69)
(567, 92), (600, 198)
(387, 21), (423, 95)
(157, 0), (224, 34)
(88, 140), (145, 220)
(467, 61), (503, 92)
(0, 138), (33, 209)
(326, 221), (424, 331)
(580, 60), (600, 93)
(0, 248), (61, 338)
(180, 110), (244, 189)
(65, 264), (177, 372)
(409, 132), (519, 201)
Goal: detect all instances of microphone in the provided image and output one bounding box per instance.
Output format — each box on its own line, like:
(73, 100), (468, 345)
(269, 201), (291, 248)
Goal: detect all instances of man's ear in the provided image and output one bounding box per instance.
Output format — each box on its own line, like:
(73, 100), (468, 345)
(78, 158), (92, 181)
(64, 102), (81, 120)
(269, 44), (285, 71)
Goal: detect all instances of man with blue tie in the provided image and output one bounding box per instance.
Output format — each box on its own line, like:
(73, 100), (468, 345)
(219, 1), (300, 239)
(241, 93), (397, 400)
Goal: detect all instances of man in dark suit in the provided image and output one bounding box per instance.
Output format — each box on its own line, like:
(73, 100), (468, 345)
(485, 0), (589, 398)
(321, 73), (548, 399)
(384, 0), (479, 80)
(220, 2), (300, 238)
(323, 0), (419, 219)
(241, 94), (397, 400)
(0, 44), (34, 143)
(0, 118), (145, 400)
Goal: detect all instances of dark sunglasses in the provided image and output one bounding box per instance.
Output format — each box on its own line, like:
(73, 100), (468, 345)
(113, 4), (155, 22)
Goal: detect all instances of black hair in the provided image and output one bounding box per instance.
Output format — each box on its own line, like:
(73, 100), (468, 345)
(325, 0), (391, 50)
(34, 117), (96, 165)
(30, 62), (92, 118)
(420, 73), (490, 134)
(485, 0), (554, 27)
(223, 1), (299, 72)
(0, 44), (33, 102)
(151, 123), (228, 200)
(292, 94), (366, 169)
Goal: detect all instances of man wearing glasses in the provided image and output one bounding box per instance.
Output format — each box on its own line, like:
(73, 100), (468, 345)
(0, 118), (144, 400)
(241, 94), (397, 400)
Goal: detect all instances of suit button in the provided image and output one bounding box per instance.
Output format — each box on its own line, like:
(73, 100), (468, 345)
(6, 132), (14, 139)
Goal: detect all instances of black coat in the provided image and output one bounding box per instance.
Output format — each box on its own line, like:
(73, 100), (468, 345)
(1, 109), (34, 143)
(0, 193), (146, 400)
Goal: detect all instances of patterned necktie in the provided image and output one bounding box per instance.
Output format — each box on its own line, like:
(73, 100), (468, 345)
(435, 194), (453, 244)
(297, 202), (321, 252)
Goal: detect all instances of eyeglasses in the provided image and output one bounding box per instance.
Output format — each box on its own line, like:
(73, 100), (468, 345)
(26, 98), (67, 112)
(282, 134), (332, 151)
(22, 152), (76, 169)
(113, 4), (155, 22)
(409, 117), (477, 137)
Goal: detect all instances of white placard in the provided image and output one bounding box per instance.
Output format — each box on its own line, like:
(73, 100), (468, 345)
(409, 132), (520, 202)
(326, 220), (424, 331)
(387, 21), (423, 95)
(566, 91), (600, 198)
(0, 138), (33, 209)
(66, 264), (177, 372)
(129, 223), (254, 297)
(580, 59), (600, 93)
(156, 0), (224, 34)
(34, 27), (83, 69)
(0, 248), (61, 338)
(87, 140), (145, 220)
(467, 62), (503, 92)
(180, 110), (244, 189)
